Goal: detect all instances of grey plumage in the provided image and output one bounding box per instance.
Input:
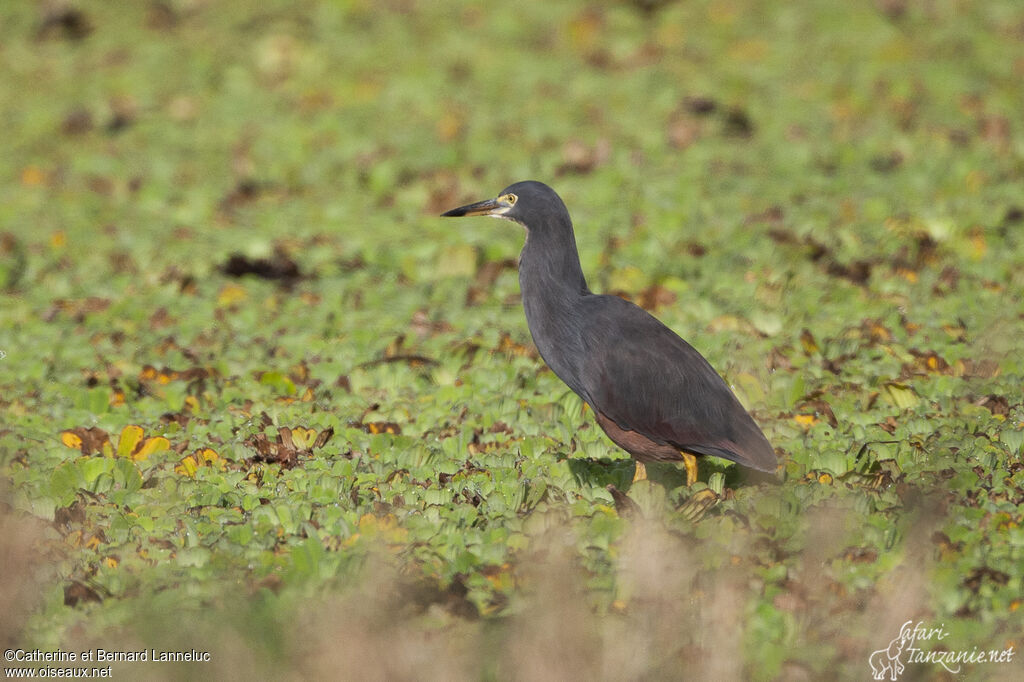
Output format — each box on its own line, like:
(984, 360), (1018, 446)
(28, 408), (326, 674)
(443, 180), (776, 475)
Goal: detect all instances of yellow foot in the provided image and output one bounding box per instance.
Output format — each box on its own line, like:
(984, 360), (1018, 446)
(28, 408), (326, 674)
(632, 461), (647, 483)
(682, 452), (698, 486)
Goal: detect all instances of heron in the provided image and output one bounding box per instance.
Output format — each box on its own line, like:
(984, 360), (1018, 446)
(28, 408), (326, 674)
(442, 181), (776, 485)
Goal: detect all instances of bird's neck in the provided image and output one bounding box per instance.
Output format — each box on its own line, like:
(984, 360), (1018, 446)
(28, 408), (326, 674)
(518, 227), (589, 302)
(517, 226), (591, 398)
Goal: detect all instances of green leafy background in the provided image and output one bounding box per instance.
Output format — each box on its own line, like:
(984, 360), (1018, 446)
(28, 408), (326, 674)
(2, 1), (1022, 679)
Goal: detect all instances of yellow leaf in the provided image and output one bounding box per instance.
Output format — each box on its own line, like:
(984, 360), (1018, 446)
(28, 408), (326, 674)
(728, 39), (769, 62)
(898, 268), (918, 283)
(217, 283), (248, 306)
(868, 323), (892, 342)
(134, 436), (170, 461)
(606, 265), (647, 295)
(175, 455), (199, 477)
(794, 414), (818, 428)
(969, 231), (987, 260)
(707, 314), (754, 334)
(61, 431), (83, 449)
(117, 425), (145, 458)
(436, 110), (463, 142)
(882, 382), (920, 409)
(799, 329), (819, 354)
(567, 9), (602, 51)
(485, 569), (514, 591)
(175, 448), (220, 476)
(290, 427), (317, 450)
(102, 440), (114, 458)
(102, 557), (119, 569)
(358, 514), (379, 534)
(197, 447), (219, 464)
(21, 165), (46, 186)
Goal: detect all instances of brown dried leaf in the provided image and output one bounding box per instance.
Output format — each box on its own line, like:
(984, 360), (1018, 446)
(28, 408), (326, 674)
(62, 107), (93, 135)
(313, 426), (335, 449)
(794, 397), (839, 428)
(357, 422), (402, 436)
(219, 249), (300, 281)
(64, 581), (102, 607)
(666, 116), (701, 150)
(606, 484), (641, 518)
(637, 284), (677, 312)
(493, 332), (537, 359)
(556, 139), (611, 176)
(60, 427), (111, 456)
(963, 566), (1009, 593)
(975, 395), (1010, 416)
(38, 7), (92, 41)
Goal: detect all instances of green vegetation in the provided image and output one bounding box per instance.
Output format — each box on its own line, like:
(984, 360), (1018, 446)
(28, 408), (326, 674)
(2, 0), (1022, 679)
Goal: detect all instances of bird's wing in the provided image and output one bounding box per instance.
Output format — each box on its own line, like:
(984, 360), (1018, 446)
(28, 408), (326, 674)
(577, 295), (776, 472)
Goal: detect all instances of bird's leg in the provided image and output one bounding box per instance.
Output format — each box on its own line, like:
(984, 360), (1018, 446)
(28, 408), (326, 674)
(632, 461), (647, 483)
(681, 452), (698, 486)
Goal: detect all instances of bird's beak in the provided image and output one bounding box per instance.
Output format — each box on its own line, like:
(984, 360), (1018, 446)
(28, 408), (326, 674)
(441, 197), (505, 217)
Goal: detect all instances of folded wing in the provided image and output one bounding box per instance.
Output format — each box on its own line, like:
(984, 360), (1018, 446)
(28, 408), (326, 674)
(577, 295), (776, 472)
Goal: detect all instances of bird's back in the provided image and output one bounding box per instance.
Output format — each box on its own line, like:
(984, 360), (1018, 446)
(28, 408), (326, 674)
(572, 294), (776, 472)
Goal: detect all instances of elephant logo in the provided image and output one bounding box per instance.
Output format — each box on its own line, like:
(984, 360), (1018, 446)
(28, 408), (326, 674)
(868, 621), (915, 680)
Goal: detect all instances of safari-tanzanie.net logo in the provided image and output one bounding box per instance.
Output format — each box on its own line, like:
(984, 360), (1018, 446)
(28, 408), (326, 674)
(868, 620), (1015, 679)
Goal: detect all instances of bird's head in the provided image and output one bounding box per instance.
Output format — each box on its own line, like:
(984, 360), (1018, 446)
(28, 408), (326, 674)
(441, 181), (570, 234)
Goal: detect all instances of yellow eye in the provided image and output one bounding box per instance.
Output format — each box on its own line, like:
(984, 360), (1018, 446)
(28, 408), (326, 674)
(502, 193), (518, 205)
